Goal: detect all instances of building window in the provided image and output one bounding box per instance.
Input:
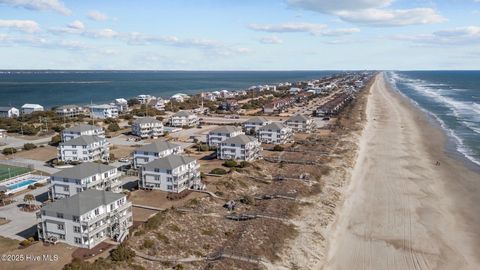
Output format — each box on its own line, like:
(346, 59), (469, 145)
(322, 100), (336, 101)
(154, 176), (160, 181)
(57, 224), (64, 230)
(63, 186), (69, 191)
(59, 234), (65, 240)
(76, 188), (82, 193)
(74, 226), (81, 233)
(154, 168), (160, 173)
(167, 185), (172, 190)
(73, 216), (79, 222)
(166, 170), (172, 174)
(167, 177), (172, 182)
(56, 213), (64, 219)
(63, 178), (68, 182)
(94, 209), (99, 215)
(74, 237), (82, 244)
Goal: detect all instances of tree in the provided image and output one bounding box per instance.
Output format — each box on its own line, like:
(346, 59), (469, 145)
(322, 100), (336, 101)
(49, 134), (61, 146)
(2, 147), (17, 155)
(108, 122), (120, 132)
(23, 194), (35, 210)
(23, 143), (37, 151)
(273, 145), (284, 151)
(110, 244), (136, 262)
(127, 98), (141, 107)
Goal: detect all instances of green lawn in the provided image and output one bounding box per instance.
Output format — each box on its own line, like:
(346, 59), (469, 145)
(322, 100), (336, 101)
(0, 164), (32, 182)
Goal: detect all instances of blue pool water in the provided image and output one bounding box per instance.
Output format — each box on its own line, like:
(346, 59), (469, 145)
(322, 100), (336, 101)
(7, 179), (36, 190)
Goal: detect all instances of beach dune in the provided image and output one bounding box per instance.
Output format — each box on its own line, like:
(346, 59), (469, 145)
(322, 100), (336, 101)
(324, 73), (480, 270)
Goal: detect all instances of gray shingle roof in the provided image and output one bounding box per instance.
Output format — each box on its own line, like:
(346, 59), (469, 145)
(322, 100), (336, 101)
(286, 114), (309, 123)
(172, 110), (194, 117)
(52, 162), (116, 180)
(60, 135), (104, 146)
(135, 140), (181, 153)
(133, 117), (162, 125)
(209, 126), (242, 134)
(222, 134), (257, 145)
(259, 122), (288, 131)
(143, 154), (196, 170)
(42, 190), (124, 216)
(63, 124), (102, 133)
(244, 116), (269, 124)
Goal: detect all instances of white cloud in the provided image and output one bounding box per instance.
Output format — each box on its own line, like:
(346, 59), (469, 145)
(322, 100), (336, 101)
(0, 0), (71, 15)
(84, 28), (118, 38)
(49, 20), (85, 34)
(287, 0), (445, 26)
(0, 19), (40, 33)
(393, 26), (480, 45)
(248, 22), (327, 35)
(321, 27), (360, 36)
(259, 36), (284, 44)
(68, 20), (85, 30)
(87, 10), (108, 21)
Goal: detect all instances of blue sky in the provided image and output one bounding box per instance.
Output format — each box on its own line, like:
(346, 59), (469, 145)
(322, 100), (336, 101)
(0, 0), (479, 70)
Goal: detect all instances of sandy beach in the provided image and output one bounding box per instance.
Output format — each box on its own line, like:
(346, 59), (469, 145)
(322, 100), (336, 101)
(324, 73), (480, 270)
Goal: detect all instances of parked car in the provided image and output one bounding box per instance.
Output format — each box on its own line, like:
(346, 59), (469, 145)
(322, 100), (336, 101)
(119, 157), (130, 163)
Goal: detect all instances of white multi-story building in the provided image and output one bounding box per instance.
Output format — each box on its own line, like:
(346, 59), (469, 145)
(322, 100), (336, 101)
(56, 105), (85, 118)
(140, 155), (203, 193)
(113, 98), (129, 112)
(257, 122), (293, 145)
(218, 134), (262, 161)
(58, 135), (109, 163)
(285, 114), (315, 133)
(62, 124), (105, 142)
(20, 104), (44, 115)
(0, 107), (19, 118)
(90, 104), (119, 119)
(137, 95), (155, 104)
(131, 118), (164, 139)
(169, 111), (198, 127)
(133, 140), (183, 168)
(50, 162), (122, 199)
(207, 126), (244, 147)
(154, 98), (168, 111)
(242, 116), (271, 134)
(0, 129), (6, 138)
(37, 190), (132, 249)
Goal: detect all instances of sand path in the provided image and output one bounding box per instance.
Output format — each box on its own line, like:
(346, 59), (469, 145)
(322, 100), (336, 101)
(324, 73), (480, 270)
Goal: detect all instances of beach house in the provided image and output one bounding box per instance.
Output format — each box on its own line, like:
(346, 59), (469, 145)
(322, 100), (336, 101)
(140, 155), (202, 192)
(0, 129), (6, 138)
(169, 111), (198, 127)
(21, 104), (44, 115)
(285, 114), (315, 133)
(131, 117), (164, 139)
(62, 124), (105, 142)
(0, 107), (19, 118)
(90, 104), (119, 119)
(257, 122), (293, 144)
(137, 95), (155, 104)
(218, 134), (262, 161)
(242, 116), (271, 134)
(37, 190), (132, 249)
(58, 135), (109, 163)
(207, 126), (244, 147)
(50, 163), (121, 199)
(133, 140), (183, 168)
(154, 98), (168, 111)
(56, 105), (85, 118)
(113, 98), (129, 112)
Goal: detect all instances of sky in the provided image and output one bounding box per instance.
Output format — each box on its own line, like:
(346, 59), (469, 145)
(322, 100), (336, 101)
(0, 0), (479, 70)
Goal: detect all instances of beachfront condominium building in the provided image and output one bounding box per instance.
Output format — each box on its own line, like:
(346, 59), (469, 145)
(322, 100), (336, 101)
(218, 134), (262, 161)
(20, 104), (44, 115)
(56, 105), (85, 118)
(140, 155), (203, 192)
(154, 98), (168, 111)
(133, 140), (183, 168)
(0, 107), (19, 118)
(207, 126), (244, 147)
(59, 135), (109, 163)
(285, 114), (315, 133)
(131, 117), (164, 139)
(90, 104), (119, 119)
(170, 111), (198, 127)
(50, 162), (121, 199)
(242, 116), (271, 134)
(37, 190), (132, 249)
(62, 124), (105, 142)
(257, 122), (293, 145)
(137, 94), (155, 104)
(113, 98), (129, 112)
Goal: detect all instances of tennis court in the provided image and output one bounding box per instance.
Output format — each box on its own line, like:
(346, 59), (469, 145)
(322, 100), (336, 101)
(0, 164), (32, 182)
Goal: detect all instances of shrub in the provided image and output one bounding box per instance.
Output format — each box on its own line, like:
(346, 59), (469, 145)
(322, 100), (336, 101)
(49, 134), (61, 146)
(223, 160), (237, 168)
(240, 195), (254, 205)
(273, 145), (284, 151)
(141, 239), (155, 249)
(2, 147), (17, 155)
(239, 161), (250, 168)
(108, 123), (120, 132)
(110, 244), (135, 262)
(19, 239), (31, 247)
(23, 143), (37, 151)
(28, 185), (36, 190)
(155, 232), (170, 244)
(210, 168), (227, 175)
(144, 212), (164, 230)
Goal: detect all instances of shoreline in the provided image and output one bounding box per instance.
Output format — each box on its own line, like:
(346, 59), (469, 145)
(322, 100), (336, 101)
(323, 73), (480, 269)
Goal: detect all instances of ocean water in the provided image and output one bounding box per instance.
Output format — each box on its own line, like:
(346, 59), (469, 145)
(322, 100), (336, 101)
(387, 71), (480, 167)
(0, 70), (336, 108)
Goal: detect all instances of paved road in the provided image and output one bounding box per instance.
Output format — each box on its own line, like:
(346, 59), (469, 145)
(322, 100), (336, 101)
(0, 135), (53, 151)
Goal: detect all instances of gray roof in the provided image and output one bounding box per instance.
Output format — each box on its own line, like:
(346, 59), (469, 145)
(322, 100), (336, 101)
(143, 154), (196, 170)
(63, 124), (102, 133)
(209, 126), (242, 134)
(42, 190), (124, 216)
(172, 110), (194, 117)
(286, 114), (309, 123)
(244, 116), (269, 124)
(260, 122), (288, 131)
(60, 135), (104, 146)
(57, 104), (82, 109)
(133, 117), (162, 125)
(222, 134), (257, 145)
(0, 106), (16, 112)
(52, 162), (116, 180)
(135, 140), (181, 153)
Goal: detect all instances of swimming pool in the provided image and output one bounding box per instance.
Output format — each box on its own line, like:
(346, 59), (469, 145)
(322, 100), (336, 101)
(7, 179), (36, 190)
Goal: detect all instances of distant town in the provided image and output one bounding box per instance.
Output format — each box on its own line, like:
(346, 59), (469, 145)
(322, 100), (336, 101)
(0, 71), (374, 269)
